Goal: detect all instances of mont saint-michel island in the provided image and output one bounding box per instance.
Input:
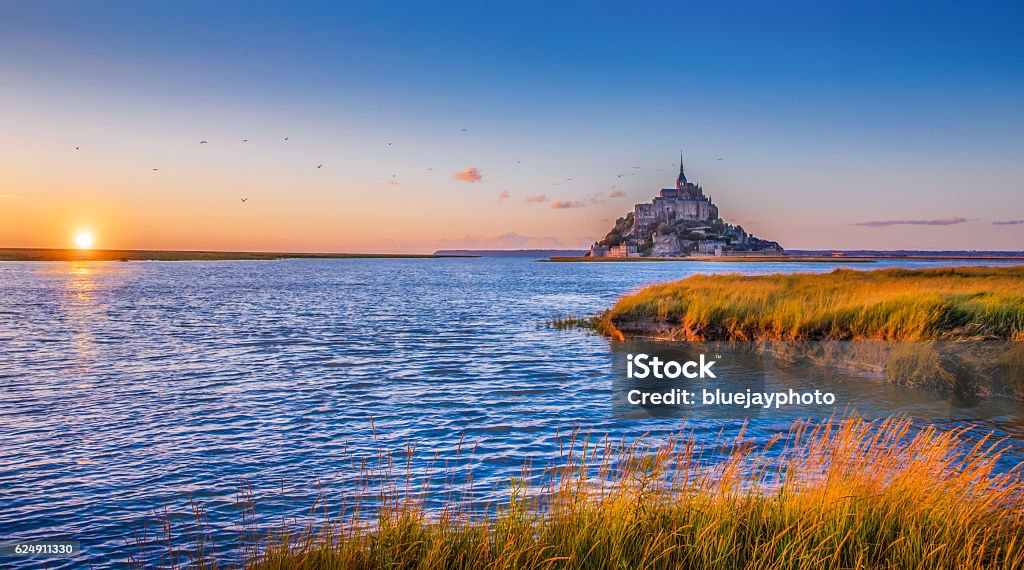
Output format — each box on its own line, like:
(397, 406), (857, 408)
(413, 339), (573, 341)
(588, 155), (782, 259)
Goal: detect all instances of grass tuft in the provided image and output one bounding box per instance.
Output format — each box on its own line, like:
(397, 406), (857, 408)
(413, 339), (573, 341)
(139, 416), (1024, 569)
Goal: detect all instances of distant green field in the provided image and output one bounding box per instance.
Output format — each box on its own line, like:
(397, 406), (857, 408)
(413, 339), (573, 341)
(0, 248), (469, 262)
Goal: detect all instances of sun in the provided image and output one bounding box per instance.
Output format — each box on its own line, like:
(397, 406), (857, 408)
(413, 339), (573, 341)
(74, 230), (95, 249)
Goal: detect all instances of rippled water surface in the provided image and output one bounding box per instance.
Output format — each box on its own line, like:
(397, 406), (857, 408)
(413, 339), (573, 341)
(1, 257), (1022, 568)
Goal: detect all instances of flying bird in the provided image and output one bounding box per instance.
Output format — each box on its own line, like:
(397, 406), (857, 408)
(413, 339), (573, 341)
(386, 142), (393, 147)
(459, 128), (468, 132)
(284, 137), (289, 141)
(717, 157), (724, 161)
(75, 146), (80, 150)
(617, 174), (624, 178)
(152, 168), (158, 171)
(516, 160), (521, 164)
(199, 140), (207, 144)
(317, 164), (323, 169)
(427, 167), (434, 171)
(242, 139), (248, 143)
(240, 198), (248, 203)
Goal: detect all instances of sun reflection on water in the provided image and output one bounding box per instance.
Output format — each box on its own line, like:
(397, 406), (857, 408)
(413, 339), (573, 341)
(66, 263), (101, 375)
(54, 262), (131, 378)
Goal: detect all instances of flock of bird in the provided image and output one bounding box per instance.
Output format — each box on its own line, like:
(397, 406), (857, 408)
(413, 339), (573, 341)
(72, 134), (724, 205)
(70, 131), (478, 203)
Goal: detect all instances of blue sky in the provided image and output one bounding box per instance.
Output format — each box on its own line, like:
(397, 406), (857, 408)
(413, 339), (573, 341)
(1, 1), (1022, 251)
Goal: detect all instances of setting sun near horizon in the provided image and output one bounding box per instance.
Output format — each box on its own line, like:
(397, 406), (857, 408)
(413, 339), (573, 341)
(74, 230), (94, 249)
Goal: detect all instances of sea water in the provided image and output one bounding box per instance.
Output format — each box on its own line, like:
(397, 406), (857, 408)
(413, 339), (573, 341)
(1, 257), (1022, 568)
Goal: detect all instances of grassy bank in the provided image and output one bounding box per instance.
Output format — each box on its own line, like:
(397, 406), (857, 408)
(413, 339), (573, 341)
(599, 266), (1024, 341)
(148, 417), (1024, 569)
(0, 248), (468, 262)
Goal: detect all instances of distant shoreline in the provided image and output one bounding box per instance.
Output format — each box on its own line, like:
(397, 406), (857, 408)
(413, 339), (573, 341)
(542, 256), (874, 263)
(4, 248), (1022, 263)
(434, 249), (586, 257)
(0, 248), (475, 262)
(542, 254), (1024, 263)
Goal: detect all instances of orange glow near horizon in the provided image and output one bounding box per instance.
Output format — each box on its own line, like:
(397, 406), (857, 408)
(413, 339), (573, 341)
(74, 230), (95, 249)
(0, 136), (1021, 253)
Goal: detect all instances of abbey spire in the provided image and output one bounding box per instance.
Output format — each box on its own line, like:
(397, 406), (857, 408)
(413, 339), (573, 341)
(676, 151), (687, 189)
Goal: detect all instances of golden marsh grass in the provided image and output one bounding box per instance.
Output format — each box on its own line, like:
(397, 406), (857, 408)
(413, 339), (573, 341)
(139, 416), (1024, 569)
(600, 266), (1024, 341)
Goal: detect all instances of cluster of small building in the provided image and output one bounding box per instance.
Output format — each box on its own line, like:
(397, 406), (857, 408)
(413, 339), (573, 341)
(588, 156), (781, 258)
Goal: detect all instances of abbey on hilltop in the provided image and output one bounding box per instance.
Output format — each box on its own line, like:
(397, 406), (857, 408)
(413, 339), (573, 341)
(589, 155), (782, 258)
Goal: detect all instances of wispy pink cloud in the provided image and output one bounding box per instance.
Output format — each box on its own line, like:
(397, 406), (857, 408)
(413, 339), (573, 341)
(497, 190), (511, 200)
(454, 167), (482, 183)
(993, 219), (1024, 226)
(525, 194), (548, 203)
(609, 189), (626, 198)
(853, 217), (969, 227)
(551, 200), (585, 209)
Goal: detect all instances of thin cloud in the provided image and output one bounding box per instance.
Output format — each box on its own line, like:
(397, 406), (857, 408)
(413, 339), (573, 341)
(993, 219), (1024, 226)
(525, 194), (548, 203)
(609, 189), (626, 198)
(454, 167), (482, 183)
(497, 190), (511, 200)
(551, 200), (585, 209)
(0, 194), (21, 199)
(852, 217), (969, 227)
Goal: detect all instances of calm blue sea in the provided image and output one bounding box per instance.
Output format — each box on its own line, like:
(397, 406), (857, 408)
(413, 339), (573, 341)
(1, 257), (1022, 568)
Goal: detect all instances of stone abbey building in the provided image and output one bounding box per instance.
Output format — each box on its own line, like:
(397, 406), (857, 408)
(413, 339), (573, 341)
(633, 157), (718, 236)
(589, 155), (781, 258)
